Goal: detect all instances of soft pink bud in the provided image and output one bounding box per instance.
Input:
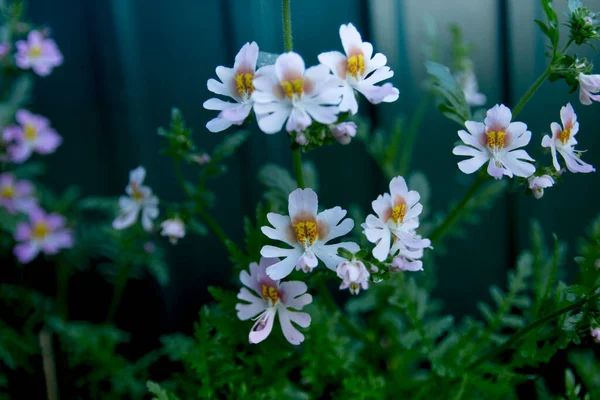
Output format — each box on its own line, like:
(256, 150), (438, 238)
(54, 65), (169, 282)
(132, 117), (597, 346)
(330, 122), (357, 145)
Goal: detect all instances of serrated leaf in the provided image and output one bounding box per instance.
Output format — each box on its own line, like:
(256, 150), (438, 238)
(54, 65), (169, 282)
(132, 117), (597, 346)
(477, 302), (495, 322)
(211, 131), (250, 163)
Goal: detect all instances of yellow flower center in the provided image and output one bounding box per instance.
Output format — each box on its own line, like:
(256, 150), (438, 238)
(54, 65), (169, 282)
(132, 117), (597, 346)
(293, 220), (318, 247)
(281, 79), (304, 100)
(261, 284), (279, 304)
(559, 127), (571, 145)
(234, 72), (254, 97)
(347, 54), (365, 79)
(24, 124), (37, 141)
(390, 204), (407, 224)
(29, 45), (42, 58)
(1, 185), (15, 199)
(129, 183), (145, 201)
(32, 222), (49, 240)
(486, 131), (506, 152)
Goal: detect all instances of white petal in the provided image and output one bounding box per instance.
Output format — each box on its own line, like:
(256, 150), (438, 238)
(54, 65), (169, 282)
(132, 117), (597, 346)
(233, 41), (259, 73)
(288, 188), (318, 222)
(340, 23), (363, 56)
(275, 52), (305, 82)
(278, 307), (305, 345)
(317, 51), (347, 78)
(206, 117), (234, 133)
(484, 104), (512, 131)
(256, 104), (290, 134)
(207, 78), (234, 98)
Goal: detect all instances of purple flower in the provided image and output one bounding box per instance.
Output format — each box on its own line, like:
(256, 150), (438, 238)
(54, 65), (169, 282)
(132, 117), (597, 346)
(13, 209), (74, 264)
(591, 327), (600, 343)
(0, 43), (10, 59)
(15, 30), (63, 76)
(0, 173), (38, 214)
(2, 110), (62, 163)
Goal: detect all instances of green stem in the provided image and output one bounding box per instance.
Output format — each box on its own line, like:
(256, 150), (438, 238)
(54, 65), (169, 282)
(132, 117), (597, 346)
(397, 95), (431, 177)
(197, 207), (230, 250)
(429, 172), (486, 243)
(292, 148), (305, 189)
(106, 262), (133, 323)
(282, 0), (293, 52)
(56, 263), (71, 320)
(468, 290), (600, 370)
(281, 0), (306, 189)
(511, 67), (551, 118)
(173, 159), (233, 250)
(316, 277), (371, 343)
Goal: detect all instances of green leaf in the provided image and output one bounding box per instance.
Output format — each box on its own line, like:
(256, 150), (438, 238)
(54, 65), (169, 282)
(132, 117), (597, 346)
(425, 61), (471, 125)
(147, 381), (179, 400)
(258, 163), (297, 212)
(211, 131), (250, 163)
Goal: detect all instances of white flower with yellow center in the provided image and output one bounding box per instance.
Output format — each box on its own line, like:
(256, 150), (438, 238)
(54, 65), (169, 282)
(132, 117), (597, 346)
(318, 23), (399, 115)
(541, 103), (595, 174)
(252, 52), (343, 134)
(453, 104), (536, 179)
(260, 188), (359, 280)
(236, 257), (312, 345)
(203, 42), (259, 132)
(362, 176), (431, 262)
(113, 166), (159, 232)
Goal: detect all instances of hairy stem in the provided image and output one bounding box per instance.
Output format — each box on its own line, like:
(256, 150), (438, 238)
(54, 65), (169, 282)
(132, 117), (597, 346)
(282, 0), (293, 52)
(39, 329), (59, 400)
(281, 0), (306, 189)
(429, 172), (486, 243)
(292, 148), (306, 189)
(106, 262), (133, 323)
(469, 290), (600, 369)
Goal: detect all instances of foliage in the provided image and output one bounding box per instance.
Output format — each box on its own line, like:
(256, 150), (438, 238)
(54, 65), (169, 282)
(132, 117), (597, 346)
(1, 1), (600, 399)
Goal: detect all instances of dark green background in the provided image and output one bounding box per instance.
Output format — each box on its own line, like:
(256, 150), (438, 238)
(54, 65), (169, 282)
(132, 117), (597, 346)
(25, 0), (600, 331)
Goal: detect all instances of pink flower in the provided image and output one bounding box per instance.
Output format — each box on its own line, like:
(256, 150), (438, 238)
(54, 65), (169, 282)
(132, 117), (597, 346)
(318, 23), (399, 114)
(2, 110), (62, 163)
(13, 209), (73, 264)
(0, 173), (38, 214)
(236, 257), (312, 345)
(191, 153), (211, 165)
(160, 218), (185, 244)
(389, 234), (426, 272)
(331, 122), (357, 145)
(203, 42), (259, 132)
(15, 30), (63, 77)
(252, 52), (342, 134)
(0, 43), (10, 58)
(528, 175), (554, 199)
(336, 259), (369, 294)
(591, 327), (600, 343)
(541, 103), (595, 174)
(453, 104), (535, 179)
(578, 73), (600, 105)
(362, 176), (431, 262)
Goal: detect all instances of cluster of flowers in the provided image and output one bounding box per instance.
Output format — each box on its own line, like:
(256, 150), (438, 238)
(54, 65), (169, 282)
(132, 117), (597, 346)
(203, 23), (399, 146)
(0, 31), (73, 264)
(111, 166), (187, 245)
(236, 176), (431, 345)
(453, 102), (595, 199)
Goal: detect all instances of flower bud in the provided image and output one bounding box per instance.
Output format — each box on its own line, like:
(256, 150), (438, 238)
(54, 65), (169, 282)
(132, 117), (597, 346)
(330, 122), (357, 145)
